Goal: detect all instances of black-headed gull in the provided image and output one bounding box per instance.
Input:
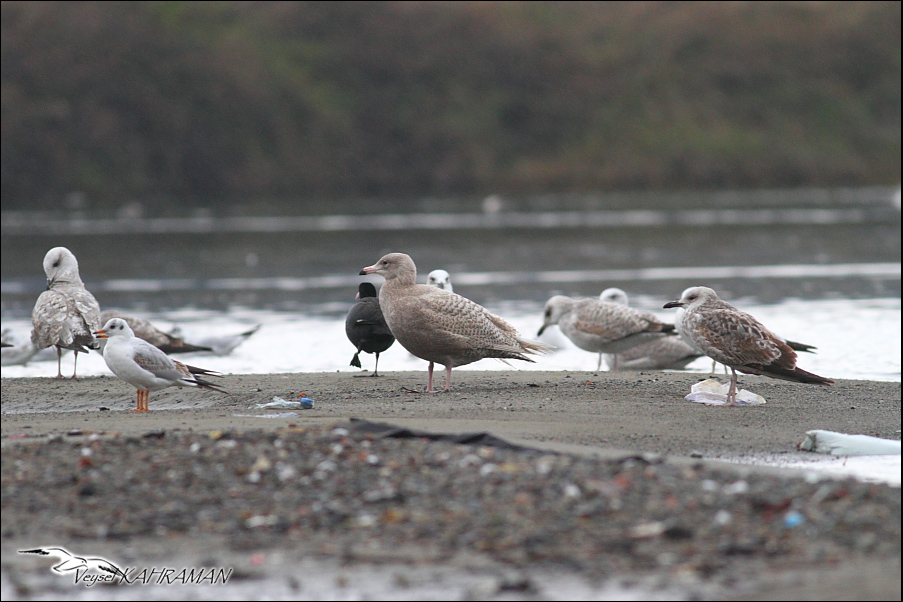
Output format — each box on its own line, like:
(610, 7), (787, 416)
(361, 253), (552, 393)
(538, 294), (675, 370)
(664, 286), (833, 405)
(93, 318), (226, 412)
(30, 247), (101, 378)
(345, 282), (395, 376)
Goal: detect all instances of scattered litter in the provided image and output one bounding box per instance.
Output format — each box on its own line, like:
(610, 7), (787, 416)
(799, 430), (902, 456)
(234, 413), (300, 419)
(255, 396), (306, 409)
(685, 378), (765, 406)
(783, 511), (805, 528)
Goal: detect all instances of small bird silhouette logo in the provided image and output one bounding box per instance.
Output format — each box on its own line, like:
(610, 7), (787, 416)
(18, 547), (126, 579)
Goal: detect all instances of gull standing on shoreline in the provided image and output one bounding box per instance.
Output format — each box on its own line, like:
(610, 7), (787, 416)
(30, 247), (101, 379)
(599, 288), (702, 371)
(345, 282), (395, 376)
(663, 286), (832, 405)
(538, 294), (676, 371)
(360, 253), (552, 392)
(94, 318), (226, 412)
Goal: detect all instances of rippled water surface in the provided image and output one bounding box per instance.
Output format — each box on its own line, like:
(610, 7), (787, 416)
(3, 187), (900, 380)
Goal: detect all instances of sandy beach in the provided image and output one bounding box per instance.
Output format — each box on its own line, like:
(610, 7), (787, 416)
(2, 370), (900, 600)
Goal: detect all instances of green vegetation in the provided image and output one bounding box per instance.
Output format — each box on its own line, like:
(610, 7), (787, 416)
(1, 1), (899, 211)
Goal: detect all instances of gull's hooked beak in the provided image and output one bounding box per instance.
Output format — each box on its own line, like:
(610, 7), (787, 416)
(359, 265), (377, 276)
(663, 300), (683, 309)
(92, 329), (108, 339)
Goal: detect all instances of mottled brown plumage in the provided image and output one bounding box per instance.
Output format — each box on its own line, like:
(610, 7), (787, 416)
(360, 253), (552, 392)
(664, 286), (832, 405)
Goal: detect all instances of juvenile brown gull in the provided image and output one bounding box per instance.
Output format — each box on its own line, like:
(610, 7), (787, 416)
(663, 286), (832, 405)
(360, 253), (552, 392)
(93, 317), (226, 412)
(538, 294), (675, 370)
(671, 286), (816, 375)
(30, 247), (101, 378)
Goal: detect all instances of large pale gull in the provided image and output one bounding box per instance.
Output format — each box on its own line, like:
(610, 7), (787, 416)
(663, 286), (832, 405)
(30, 247), (101, 378)
(94, 318), (226, 412)
(360, 253), (552, 392)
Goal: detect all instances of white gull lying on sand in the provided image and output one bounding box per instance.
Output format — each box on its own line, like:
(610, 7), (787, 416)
(98, 310), (213, 354)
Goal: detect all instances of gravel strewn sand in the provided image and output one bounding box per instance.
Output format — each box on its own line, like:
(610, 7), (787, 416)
(2, 370), (901, 600)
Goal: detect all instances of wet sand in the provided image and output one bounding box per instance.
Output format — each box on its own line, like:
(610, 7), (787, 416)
(2, 370), (901, 600)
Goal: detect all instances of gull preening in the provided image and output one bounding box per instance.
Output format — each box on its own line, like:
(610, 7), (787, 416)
(345, 282), (395, 376)
(598, 288), (702, 371)
(360, 253), (552, 392)
(94, 318), (227, 412)
(538, 294), (676, 371)
(427, 269), (454, 292)
(30, 247), (101, 378)
(664, 286), (833, 405)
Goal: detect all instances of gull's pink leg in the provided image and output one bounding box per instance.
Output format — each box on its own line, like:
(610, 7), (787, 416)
(70, 351), (79, 379)
(726, 369), (738, 406)
(56, 347), (64, 379)
(444, 365), (452, 392)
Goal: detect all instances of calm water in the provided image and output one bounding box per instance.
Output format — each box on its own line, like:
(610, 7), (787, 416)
(2, 187), (900, 380)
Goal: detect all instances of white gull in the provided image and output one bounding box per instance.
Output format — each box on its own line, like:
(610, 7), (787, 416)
(426, 269), (454, 292)
(94, 317), (227, 412)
